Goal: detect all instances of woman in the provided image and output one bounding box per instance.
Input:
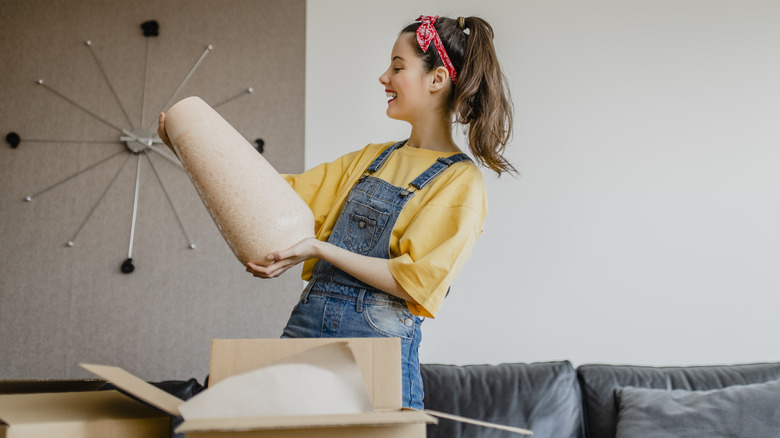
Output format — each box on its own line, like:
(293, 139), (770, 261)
(161, 15), (514, 409)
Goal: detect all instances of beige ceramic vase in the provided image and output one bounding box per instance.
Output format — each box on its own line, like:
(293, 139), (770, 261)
(164, 96), (314, 266)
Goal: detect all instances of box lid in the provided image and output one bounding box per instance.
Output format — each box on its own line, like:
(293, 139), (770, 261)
(209, 338), (401, 410)
(79, 364), (183, 416)
(175, 410), (435, 434)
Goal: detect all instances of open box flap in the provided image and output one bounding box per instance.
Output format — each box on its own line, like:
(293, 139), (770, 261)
(423, 409), (533, 435)
(80, 363), (183, 417)
(175, 410), (435, 434)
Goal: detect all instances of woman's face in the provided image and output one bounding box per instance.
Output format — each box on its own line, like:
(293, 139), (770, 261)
(378, 33), (434, 123)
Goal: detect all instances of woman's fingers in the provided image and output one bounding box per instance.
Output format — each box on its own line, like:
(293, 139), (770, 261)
(246, 238), (320, 279)
(246, 260), (292, 278)
(157, 112), (173, 148)
(246, 262), (271, 277)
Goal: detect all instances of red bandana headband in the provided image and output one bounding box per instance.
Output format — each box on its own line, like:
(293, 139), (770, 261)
(415, 15), (458, 85)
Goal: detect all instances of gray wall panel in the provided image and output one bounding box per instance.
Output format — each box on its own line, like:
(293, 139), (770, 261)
(0, 0), (306, 381)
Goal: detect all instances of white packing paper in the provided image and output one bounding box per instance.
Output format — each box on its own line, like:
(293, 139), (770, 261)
(178, 342), (375, 419)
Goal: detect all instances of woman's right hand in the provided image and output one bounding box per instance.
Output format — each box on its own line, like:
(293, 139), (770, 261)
(245, 237), (324, 279)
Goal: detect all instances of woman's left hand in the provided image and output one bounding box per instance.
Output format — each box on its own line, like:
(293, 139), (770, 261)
(157, 112), (173, 149)
(245, 237), (322, 279)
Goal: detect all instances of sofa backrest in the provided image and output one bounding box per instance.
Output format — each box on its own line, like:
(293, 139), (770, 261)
(422, 361), (585, 438)
(577, 362), (780, 438)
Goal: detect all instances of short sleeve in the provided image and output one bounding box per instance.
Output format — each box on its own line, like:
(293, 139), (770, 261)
(388, 164), (487, 318)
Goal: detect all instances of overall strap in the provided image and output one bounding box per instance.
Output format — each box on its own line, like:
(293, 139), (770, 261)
(365, 140), (406, 173)
(409, 153), (472, 190)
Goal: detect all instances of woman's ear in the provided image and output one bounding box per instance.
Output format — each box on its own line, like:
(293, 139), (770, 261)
(429, 66), (451, 92)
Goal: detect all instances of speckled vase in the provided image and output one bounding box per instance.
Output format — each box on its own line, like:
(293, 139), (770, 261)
(165, 96), (314, 266)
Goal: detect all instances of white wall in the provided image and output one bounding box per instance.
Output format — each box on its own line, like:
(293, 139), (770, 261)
(306, 0), (780, 366)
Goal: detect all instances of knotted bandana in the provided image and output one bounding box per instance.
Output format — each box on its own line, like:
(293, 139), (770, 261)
(415, 15), (458, 85)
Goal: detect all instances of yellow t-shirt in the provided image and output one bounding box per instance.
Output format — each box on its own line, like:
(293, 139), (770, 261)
(282, 141), (487, 318)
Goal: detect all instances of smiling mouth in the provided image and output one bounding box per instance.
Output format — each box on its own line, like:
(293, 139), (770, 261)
(386, 91), (397, 101)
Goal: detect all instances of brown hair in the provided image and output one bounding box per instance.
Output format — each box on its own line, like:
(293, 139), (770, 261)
(402, 16), (515, 175)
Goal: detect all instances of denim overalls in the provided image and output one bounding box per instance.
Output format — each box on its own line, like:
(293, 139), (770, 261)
(281, 140), (471, 409)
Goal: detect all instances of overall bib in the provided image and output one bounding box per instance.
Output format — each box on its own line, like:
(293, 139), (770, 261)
(281, 140), (471, 409)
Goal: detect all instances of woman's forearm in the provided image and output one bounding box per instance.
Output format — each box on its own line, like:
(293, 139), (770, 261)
(314, 240), (415, 303)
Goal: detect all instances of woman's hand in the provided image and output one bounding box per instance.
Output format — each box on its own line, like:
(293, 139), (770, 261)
(247, 236), (415, 303)
(245, 237), (323, 279)
(157, 112), (174, 151)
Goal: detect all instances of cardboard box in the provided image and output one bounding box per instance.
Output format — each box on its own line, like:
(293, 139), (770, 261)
(81, 338), (436, 438)
(1, 338), (530, 437)
(200, 338), (532, 437)
(0, 385), (170, 438)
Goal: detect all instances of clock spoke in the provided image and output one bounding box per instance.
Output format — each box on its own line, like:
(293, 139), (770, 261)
(144, 151), (195, 249)
(14, 138), (122, 145)
(141, 36), (151, 130)
(147, 44), (214, 130)
(66, 153), (132, 247)
(213, 87), (254, 109)
(85, 40), (135, 129)
(126, 154), (142, 262)
(25, 149), (125, 201)
(36, 79), (126, 135)
(140, 20), (160, 130)
(147, 144), (184, 170)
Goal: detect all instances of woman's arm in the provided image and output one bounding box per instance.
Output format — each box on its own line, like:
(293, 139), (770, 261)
(245, 237), (415, 303)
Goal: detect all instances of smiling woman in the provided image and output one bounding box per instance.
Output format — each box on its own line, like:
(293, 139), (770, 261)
(240, 14), (517, 409)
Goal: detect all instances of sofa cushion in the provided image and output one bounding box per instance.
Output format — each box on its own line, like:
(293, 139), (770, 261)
(577, 362), (780, 438)
(421, 361), (584, 438)
(614, 380), (780, 438)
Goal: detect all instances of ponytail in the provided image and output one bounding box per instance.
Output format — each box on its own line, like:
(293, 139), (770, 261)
(403, 16), (516, 176)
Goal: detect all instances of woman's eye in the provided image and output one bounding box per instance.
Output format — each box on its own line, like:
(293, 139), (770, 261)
(393, 67), (402, 72)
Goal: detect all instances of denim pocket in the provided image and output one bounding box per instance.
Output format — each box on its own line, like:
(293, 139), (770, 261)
(343, 201), (390, 254)
(363, 301), (415, 339)
(281, 295), (327, 339)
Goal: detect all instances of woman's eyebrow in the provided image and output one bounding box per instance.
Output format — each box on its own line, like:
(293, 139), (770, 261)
(392, 55), (405, 62)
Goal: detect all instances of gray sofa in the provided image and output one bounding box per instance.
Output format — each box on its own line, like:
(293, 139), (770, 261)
(139, 360), (780, 438)
(420, 361), (780, 438)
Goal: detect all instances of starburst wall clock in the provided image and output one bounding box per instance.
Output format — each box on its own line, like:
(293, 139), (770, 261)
(5, 20), (265, 274)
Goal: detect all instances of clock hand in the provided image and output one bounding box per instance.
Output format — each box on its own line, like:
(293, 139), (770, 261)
(148, 145), (184, 169)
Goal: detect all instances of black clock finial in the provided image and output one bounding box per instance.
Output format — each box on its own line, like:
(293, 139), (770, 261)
(141, 20), (159, 37)
(6, 132), (21, 149)
(121, 258), (135, 274)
